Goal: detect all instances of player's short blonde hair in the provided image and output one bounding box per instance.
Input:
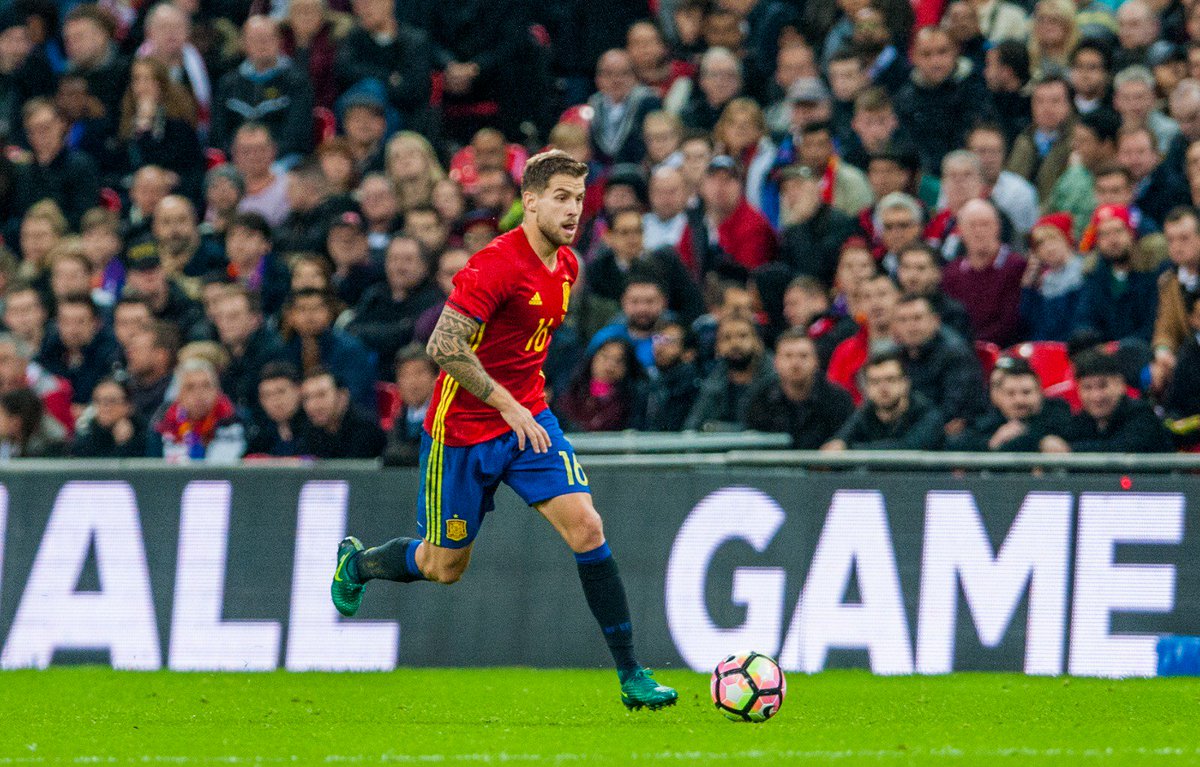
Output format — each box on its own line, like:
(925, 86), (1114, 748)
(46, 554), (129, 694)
(521, 150), (588, 195)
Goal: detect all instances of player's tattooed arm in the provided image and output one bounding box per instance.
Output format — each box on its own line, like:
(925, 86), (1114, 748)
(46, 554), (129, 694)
(426, 306), (498, 403)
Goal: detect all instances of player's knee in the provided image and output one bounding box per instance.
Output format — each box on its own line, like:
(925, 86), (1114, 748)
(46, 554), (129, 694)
(427, 556), (469, 584)
(569, 511), (606, 554)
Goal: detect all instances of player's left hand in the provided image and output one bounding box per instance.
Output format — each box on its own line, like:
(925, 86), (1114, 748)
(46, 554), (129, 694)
(501, 404), (551, 453)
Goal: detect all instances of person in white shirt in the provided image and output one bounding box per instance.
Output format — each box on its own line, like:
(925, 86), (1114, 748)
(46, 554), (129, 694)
(967, 123), (1039, 236)
(642, 165), (689, 251)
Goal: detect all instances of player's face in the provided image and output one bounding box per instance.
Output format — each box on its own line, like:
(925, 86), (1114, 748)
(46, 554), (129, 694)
(527, 174), (587, 247)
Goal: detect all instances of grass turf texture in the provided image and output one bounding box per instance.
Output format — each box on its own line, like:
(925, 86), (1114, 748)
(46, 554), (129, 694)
(5, 668), (1200, 765)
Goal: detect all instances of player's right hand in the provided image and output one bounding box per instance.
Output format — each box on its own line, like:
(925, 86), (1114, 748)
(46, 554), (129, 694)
(501, 405), (551, 453)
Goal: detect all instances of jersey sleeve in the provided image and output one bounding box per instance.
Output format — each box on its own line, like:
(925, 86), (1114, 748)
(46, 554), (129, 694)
(445, 248), (512, 323)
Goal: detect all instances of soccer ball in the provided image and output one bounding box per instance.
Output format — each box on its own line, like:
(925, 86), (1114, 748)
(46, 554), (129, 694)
(711, 651), (786, 723)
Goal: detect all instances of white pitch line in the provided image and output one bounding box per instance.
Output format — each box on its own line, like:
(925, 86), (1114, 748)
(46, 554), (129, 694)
(0, 748), (1198, 764)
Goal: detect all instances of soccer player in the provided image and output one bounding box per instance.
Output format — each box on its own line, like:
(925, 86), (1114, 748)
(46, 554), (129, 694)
(331, 150), (678, 710)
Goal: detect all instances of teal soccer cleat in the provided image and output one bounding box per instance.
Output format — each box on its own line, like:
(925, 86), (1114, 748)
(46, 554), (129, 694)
(620, 668), (678, 710)
(331, 536), (365, 617)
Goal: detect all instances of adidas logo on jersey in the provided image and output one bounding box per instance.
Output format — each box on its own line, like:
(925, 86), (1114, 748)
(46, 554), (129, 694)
(529, 292), (543, 306)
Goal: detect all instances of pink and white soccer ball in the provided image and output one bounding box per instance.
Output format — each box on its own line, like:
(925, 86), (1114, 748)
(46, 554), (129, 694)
(710, 651), (786, 722)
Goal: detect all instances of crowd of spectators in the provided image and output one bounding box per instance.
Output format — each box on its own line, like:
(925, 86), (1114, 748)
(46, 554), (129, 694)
(0, 0), (1197, 462)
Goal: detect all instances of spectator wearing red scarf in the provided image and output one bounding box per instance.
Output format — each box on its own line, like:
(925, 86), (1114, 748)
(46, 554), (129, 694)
(150, 358), (246, 463)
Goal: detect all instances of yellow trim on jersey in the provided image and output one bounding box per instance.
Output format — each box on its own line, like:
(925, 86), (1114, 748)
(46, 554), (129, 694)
(427, 324), (486, 546)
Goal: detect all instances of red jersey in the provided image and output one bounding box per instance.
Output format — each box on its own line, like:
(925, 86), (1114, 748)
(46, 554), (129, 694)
(424, 227), (578, 446)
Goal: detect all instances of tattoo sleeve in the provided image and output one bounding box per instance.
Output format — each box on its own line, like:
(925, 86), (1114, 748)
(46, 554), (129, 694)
(425, 306), (498, 404)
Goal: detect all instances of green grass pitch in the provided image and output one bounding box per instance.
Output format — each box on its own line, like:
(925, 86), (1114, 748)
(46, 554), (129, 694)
(5, 668), (1200, 765)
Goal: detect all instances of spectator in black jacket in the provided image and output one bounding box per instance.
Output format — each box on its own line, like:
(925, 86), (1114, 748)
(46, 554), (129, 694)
(822, 344), (945, 451)
(211, 15), (314, 159)
(334, 0), (432, 130)
(246, 361), (309, 457)
(299, 367), (385, 458)
(212, 285), (284, 412)
(745, 330), (854, 448)
(685, 315), (774, 430)
(584, 208), (703, 324)
(777, 165), (857, 287)
(895, 243), (973, 342)
(153, 195), (227, 280)
(70, 376), (147, 457)
(382, 344), (437, 466)
(894, 27), (992, 175)
(782, 276), (858, 367)
(224, 212), (291, 318)
(1163, 298), (1200, 444)
(642, 320), (699, 432)
(37, 293), (118, 406)
(347, 234), (443, 378)
(891, 293), (987, 433)
(0, 7), (56, 144)
(62, 5), (128, 125)
(946, 355), (1073, 451)
(120, 58), (205, 204)
(1040, 350), (1174, 452)
(123, 254), (206, 341)
(325, 210), (383, 308)
(13, 97), (99, 229)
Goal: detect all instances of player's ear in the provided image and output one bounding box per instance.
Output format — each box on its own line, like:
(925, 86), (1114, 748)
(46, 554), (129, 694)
(522, 188), (538, 212)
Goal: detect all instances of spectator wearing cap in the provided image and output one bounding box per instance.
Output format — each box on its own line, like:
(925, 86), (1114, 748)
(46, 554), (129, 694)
(777, 164), (856, 287)
(1150, 206), (1200, 388)
(347, 234), (442, 378)
(210, 284), (284, 413)
(211, 15), (314, 159)
(1046, 108), (1121, 239)
(585, 208), (704, 325)
(340, 92), (388, 176)
(124, 246), (206, 339)
(149, 357), (247, 462)
(984, 41), (1032, 147)
(947, 355), (1072, 451)
(822, 344), (945, 451)
(942, 199), (1028, 348)
(894, 27), (993, 176)
(1118, 124), (1190, 229)
(333, 0), (432, 131)
(968, 123), (1038, 237)
(0, 7), (56, 144)
(225, 211), (290, 317)
(1019, 213), (1086, 342)
(62, 4), (129, 124)
(281, 287), (376, 411)
(13, 98), (99, 230)
(1040, 349), (1173, 452)
(680, 47), (743, 133)
(1114, 66), (1179, 155)
(1073, 203), (1159, 343)
(678, 155), (777, 280)
(1006, 75), (1075, 202)
(588, 49), (662, 167)
(232, 123), (292, 229)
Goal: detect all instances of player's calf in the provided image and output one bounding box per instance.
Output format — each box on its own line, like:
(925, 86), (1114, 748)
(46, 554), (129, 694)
(416, 542), (472, 584)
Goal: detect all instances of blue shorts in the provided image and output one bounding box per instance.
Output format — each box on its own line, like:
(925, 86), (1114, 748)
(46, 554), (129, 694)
(416, 408), (590, 548)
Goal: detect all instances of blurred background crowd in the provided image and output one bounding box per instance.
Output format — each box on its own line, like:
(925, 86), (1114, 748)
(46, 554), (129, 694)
(0, 0), (1196, 461)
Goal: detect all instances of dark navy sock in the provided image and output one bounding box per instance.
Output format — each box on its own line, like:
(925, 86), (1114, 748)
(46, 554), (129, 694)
(575, 542), (639, 677)
(351, 537), (426, 583)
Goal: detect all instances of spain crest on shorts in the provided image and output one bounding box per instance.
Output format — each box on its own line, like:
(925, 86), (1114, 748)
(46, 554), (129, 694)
(446, 518), (468, 542)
